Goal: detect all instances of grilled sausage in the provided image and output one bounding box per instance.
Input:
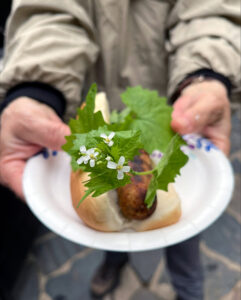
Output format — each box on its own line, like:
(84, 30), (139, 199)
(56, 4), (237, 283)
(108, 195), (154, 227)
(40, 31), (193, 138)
(117, 150), (157, 220)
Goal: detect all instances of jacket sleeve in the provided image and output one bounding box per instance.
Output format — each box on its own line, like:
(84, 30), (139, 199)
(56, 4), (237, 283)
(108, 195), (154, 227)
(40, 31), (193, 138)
(0, 0), (99, 118)
(166, 0), (241, 98)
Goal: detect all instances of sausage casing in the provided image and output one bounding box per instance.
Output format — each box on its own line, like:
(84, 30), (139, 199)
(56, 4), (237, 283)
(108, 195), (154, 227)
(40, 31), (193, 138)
(117, 150), (157, 220)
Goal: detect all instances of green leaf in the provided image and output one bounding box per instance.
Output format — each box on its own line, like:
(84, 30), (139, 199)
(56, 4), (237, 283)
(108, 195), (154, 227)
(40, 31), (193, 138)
(120, 86), (175, 153)
(69, 127), (143, 164)
(145, 134), (189, 208)
(62, 135), (80, 171)
(80, 129), (143, 202)
(109, 130), (143, 161)
(62, 84), (189, 209)
(109, 107), (131, 129)
(68, 83), (107, 134)
(63, 126), (143, 204)
(84, 168), (131, 198)
(77, 189), (93, 208)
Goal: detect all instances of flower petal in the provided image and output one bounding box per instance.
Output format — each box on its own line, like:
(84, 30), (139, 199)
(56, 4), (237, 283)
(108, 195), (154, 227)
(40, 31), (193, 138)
(122, 166), (130, 173)
(90, 159), (95, 167)
(87, 148), (94, 155)
(118, 156), (125, 166)
(107, 161), (117, 169)
(80, 145), (86, 153)
(106, 156), (111, 161)
(108, 140), (114, 147)
(108, 132), (115, 140)
(117, 170), (124, 180)
(84, 156), (89, 164)
(94, 152), (99, 157)
(100, 133), (107, 139)
(77, 157), (84, 165)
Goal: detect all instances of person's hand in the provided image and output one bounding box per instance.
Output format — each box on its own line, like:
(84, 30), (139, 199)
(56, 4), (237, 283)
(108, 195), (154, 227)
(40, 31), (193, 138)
(171, 80), (231, 155)
(0, 97), (70, 200)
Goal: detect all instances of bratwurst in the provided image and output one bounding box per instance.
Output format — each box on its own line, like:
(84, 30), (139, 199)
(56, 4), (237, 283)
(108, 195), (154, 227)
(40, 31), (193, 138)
(117, 150), (157, 220)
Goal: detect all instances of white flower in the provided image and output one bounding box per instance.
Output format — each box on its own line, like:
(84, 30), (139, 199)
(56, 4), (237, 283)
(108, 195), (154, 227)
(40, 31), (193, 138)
(100, 132), (115, 147)
(86, 148), (99, 167)
(106, 156), (112, 161)
(150, 150), (163, 165)
(107, 156), (130, 180)
(77, 146), (89, 165)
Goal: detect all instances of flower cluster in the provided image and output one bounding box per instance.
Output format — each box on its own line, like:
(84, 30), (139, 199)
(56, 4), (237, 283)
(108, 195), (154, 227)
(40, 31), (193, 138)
(77, 146), (99, 167)
(77, 132), (130, 180)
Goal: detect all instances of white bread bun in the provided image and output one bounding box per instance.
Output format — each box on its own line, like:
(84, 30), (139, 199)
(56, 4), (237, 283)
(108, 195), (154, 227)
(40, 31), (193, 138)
(71, 170), (181, 232)
(93, 92), (110, 123)
(71, 92), (181, 232)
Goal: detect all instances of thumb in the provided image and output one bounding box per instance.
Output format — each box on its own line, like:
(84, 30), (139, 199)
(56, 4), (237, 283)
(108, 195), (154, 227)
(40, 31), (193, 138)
(171, 113), (192, 135)
(29, 120), (71, 150)
(171, 99), (219, 135)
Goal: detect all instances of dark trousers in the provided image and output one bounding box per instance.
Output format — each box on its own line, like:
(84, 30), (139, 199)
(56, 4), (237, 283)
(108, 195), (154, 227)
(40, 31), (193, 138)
(0, 185), (40, 297)
(104, 235), (203, 300)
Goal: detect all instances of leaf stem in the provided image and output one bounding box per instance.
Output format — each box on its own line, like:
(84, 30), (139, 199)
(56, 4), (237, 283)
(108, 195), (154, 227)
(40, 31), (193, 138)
(131, 169), (154, 176)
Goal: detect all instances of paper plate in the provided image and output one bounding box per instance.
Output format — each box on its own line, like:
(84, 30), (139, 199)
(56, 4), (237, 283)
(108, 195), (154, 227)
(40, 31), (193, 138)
(23, 134), (234, 252)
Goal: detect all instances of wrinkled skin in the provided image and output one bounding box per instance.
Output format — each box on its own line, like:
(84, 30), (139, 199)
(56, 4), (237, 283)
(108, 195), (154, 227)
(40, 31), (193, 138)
(0, 80), (231, 200)
(171, 80), (231, 155)
(0, 97), (70, 199)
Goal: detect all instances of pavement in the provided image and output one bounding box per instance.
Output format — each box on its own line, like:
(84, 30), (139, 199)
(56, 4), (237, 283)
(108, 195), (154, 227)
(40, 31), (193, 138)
(12, 103), (241, 300)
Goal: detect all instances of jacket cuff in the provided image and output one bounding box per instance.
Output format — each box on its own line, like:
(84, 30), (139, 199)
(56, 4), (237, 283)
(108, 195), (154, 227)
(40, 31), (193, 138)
(170, 68), (232, 103)
(0, 82), (66, 117)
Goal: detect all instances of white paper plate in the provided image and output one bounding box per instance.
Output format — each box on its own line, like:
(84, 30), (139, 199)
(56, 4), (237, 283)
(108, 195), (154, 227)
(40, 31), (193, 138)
(23, 134), (234, 252)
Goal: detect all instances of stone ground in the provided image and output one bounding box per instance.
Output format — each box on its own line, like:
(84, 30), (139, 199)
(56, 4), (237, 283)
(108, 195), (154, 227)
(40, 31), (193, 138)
(12, 104), (241, 300)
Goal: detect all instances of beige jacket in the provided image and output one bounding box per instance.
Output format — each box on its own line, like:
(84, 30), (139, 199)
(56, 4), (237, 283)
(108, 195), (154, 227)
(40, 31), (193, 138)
(0, 0), (240, 119)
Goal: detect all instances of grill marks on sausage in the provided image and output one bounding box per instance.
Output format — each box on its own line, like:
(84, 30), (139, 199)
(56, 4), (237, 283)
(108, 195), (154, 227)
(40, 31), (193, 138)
(117, 150), (157, 220)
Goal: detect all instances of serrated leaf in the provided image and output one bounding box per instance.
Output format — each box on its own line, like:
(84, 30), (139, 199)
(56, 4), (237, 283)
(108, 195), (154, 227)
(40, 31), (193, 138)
(67, 83), (107, 134)
(63, 126), (143, 204)
(109, 107), (132, 131)
(85, 169), (131, 197)
(63, 84), (189, 209)
(120, 86), (175, 153)
(145, 134), (189, 208)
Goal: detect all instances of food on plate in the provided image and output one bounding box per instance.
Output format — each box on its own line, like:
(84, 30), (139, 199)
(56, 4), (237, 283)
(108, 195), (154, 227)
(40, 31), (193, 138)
(117, 149), (156, 220)
(63, 84), (188, 232)
(71, 170), (181, 232)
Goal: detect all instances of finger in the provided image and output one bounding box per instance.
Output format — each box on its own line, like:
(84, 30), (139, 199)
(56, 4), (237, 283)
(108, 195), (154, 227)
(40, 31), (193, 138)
(210, 137), (230, 156)
(203, 126), (230, 156)
(171, 94), (199, 133)
(172, 94), (197, 118)
(171, 114), (192, 134)
(25, 120), (71, 150)
(171, 97), (222, 135)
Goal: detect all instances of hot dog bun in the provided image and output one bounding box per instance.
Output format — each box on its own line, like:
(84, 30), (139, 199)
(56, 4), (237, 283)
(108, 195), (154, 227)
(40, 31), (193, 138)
(70, 92), (181, 232)
(71, 170), (181, 232)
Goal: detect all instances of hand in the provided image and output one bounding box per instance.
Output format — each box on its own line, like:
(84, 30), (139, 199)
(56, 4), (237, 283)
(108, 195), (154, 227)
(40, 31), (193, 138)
(171, 80), (231, 155)
(0, 97), (70, 199)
